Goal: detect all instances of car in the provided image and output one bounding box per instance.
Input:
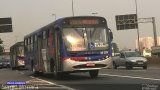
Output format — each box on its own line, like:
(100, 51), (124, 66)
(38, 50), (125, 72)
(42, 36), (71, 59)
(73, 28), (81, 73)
(112, 51), (148, 69)
(0, 61), (3, 69)
(0, 59), (10, 68)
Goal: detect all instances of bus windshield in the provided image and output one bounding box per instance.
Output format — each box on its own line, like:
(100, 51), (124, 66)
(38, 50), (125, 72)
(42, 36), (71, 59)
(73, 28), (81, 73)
(62, 27), (108, 52)
(17, 46), (24, 57)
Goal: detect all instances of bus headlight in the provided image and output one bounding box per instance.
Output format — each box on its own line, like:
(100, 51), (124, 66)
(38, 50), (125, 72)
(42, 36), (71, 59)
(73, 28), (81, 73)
(106, 56), (109, 58)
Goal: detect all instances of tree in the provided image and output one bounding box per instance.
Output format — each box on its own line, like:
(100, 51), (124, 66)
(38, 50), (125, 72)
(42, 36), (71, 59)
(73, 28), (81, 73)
(0, 38), (4, 55)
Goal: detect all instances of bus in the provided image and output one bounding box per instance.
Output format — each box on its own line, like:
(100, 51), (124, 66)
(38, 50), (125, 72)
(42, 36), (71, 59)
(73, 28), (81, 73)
(151, 46), (160, 57)
(10, 41), (25, 70)
(24, 16), (113, 79)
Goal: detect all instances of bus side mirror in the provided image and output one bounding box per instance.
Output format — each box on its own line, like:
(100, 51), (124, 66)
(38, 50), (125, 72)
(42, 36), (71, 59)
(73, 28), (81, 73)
(110, 32), (113, 41)
(54, 26), (61, 31)
(109, 29), (113, 41)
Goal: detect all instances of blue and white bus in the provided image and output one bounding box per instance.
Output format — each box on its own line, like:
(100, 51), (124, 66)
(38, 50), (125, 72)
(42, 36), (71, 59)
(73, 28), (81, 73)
(24, 16), (113, 79)
(10, 41), (25, 70)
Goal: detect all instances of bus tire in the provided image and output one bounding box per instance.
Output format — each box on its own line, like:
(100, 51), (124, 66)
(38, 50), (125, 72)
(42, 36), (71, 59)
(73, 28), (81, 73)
(54, 72), (62, 80)
(113, 62), (117, 69)
(31, 60), (41, 76)
(54, 66), (63, 79)
(12, 67), (17, 70)
(89, 70), (99, 78)
(11, 67), (15, 70)
(53, 59), (62, 79)
(32, 66), (40, 76)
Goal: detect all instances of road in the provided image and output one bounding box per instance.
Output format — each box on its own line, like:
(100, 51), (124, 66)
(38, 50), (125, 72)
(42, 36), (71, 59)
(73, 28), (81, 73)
(0, 68), (74, 90)
(0, 67), (160, 90)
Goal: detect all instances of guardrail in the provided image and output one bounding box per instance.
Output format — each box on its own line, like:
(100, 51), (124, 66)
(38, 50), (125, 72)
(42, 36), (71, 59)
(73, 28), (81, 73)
(146, 57), (160, 67)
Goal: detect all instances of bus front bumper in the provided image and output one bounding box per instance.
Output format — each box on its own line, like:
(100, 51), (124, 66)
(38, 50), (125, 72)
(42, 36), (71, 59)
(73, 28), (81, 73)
(63, 58), (112, 72)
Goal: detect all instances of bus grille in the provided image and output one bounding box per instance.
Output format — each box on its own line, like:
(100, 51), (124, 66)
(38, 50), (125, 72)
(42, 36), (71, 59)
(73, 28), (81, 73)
(73, 64), (106, 69)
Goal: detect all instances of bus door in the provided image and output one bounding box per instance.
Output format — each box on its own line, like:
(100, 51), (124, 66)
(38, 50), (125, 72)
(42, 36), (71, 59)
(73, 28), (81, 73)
(37, 34), (43, 72)
(53, 27), (62, 72)
(42, 31), (49, 72)
(48, 29), (54, 72)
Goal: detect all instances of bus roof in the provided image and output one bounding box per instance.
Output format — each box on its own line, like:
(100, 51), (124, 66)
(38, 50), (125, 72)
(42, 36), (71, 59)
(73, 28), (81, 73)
(10, 41), (23, 49)
(24, 16), (106, 38)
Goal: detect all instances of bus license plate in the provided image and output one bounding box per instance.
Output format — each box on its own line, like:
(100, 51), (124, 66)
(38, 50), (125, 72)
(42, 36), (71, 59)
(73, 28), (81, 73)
(138, 62), (143, 64)
(86, 63), (95, 67)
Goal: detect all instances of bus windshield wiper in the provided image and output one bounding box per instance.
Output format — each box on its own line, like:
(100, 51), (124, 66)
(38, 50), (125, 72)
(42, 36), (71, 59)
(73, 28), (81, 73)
(74, 28), (84, 38)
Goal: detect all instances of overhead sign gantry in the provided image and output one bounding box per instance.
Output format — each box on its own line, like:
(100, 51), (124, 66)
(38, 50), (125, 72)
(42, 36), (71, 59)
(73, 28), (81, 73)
(0, 17), (12, 33)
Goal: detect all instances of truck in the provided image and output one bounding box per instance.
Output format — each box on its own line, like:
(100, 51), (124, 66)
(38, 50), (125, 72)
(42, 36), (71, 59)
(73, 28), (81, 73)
(112, 51), (148, 69)
(151, 46), (160, 57)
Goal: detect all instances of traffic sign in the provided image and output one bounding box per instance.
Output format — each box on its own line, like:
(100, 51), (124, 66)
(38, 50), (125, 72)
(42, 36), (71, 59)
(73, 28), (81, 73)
(115, 14), (138, 30)
(0, 17), (12, 33)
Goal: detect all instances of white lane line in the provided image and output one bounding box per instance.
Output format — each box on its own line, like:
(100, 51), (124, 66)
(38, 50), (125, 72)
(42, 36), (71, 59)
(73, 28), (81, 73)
(100, 73), (160, 81)
(29, 76), (75, 90)
(149, 67), (160, 70)
(19, 72), (24, 74)
(29, 76), (56, 85)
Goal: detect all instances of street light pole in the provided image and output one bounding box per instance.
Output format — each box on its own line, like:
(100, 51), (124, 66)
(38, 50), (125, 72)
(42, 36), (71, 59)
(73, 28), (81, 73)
(72, 0), (74, 16)
(92, 12), (98, 16)
(152, 17), (158, 46)
(52, 14), (56, 21)
(135, 0), (141, 52)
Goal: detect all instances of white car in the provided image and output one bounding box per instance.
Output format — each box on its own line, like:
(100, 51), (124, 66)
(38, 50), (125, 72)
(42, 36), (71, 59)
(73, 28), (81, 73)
(112, 51), (148, 69)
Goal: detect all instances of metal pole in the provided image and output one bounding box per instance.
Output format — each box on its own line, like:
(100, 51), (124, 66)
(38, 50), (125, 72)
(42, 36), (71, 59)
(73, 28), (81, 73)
(135, 0), (141, 52)
(15, 35), (18, 43)
(152, 17), (157, 46)
(72, 0), (74, 16)
(92, 12), (98, 16)
(52, 14), (56, 20)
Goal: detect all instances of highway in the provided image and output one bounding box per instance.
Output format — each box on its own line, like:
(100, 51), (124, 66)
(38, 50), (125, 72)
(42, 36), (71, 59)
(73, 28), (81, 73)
(0, 66), (160, 90)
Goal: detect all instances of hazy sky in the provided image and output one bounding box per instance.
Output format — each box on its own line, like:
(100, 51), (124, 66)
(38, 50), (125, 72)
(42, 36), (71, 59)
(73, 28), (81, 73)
(0, 0), (160, 51)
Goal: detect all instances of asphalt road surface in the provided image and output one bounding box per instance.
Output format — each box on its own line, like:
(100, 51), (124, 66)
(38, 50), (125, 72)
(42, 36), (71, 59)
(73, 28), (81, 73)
(0, 66), (160, 90)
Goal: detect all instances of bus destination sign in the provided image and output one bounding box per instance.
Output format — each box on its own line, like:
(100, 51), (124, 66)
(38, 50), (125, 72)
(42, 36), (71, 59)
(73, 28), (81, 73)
(70, 20), (99, 25)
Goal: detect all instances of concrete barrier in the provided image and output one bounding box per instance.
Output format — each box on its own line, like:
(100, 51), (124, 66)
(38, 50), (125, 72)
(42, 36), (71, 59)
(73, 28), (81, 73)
(147, 57), (160, 65)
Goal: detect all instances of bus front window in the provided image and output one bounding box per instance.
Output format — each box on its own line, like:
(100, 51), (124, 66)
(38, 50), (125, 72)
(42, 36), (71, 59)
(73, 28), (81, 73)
(63, 27), (108, 52)
(18, 47), (24, 57)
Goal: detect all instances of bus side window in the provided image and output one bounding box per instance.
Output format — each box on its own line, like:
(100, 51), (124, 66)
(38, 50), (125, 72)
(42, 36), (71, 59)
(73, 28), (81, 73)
(48, 29), (54, 48)
(42, 31), (48, 49)
(51, 28), (55, 48)
(24, 39), (28, 52)
(31, 36), (33, 52)
(46, 30), (49, 46)
(27, 38), (31, 52)
(34, 35), (37, 50)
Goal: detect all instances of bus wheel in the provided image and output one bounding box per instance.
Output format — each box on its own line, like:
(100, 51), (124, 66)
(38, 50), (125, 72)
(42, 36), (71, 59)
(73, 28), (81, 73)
(54, 72), (61, 80)
(113, 62), (117, 69)
(32, 66), (42, 76)
(54, 66), (62, 79)
(89, 70), (99, 78)
(11, 67), (15, 70)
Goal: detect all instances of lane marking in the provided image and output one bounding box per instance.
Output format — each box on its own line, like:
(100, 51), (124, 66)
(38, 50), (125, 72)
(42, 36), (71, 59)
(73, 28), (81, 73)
(100, 73), (160, 81)
(12, 70), (75, 90)
(29, 76), (56, 85)
(28, 76), (75, 90)
(149, 67), (160, 70)
(19, 72), (24, 74)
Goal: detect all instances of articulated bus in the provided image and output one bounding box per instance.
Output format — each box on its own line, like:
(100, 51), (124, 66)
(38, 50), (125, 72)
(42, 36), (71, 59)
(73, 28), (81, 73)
(10, 41), (25, 70)
(24, 16), (113, 79)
